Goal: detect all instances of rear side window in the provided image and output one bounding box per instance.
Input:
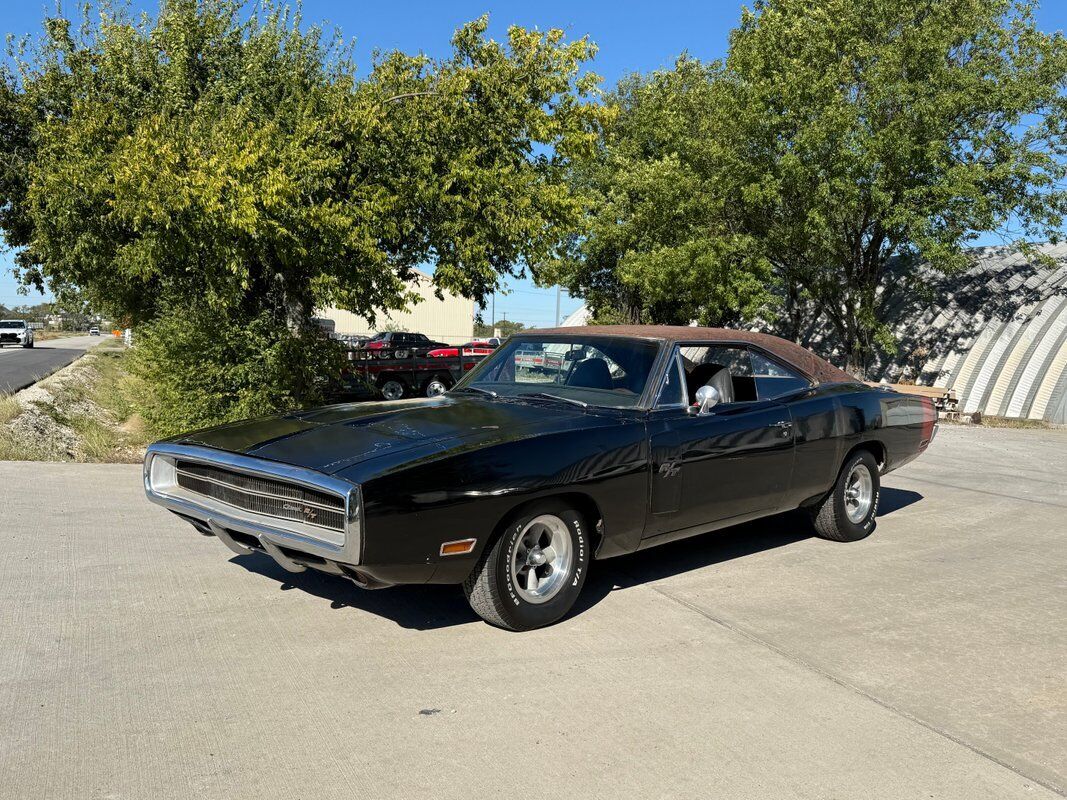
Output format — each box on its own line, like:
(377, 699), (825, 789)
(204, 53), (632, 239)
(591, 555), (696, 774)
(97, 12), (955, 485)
(677, 344), (810, 403)
(749, 352), (810, 399)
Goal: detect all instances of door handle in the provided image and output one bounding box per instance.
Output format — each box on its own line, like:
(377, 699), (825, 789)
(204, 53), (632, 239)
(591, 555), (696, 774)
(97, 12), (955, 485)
(772, 420), (793, 436)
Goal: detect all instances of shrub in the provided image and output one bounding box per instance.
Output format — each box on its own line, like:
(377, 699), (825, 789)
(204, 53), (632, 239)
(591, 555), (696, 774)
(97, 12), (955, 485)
(128, 307), (345, 437)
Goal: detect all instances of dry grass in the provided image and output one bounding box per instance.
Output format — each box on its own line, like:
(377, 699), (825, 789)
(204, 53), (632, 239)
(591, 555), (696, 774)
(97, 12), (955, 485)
(0, 395), (21, 425)
(974, 415), (1052, 429)
(939, 413), (1052, 429)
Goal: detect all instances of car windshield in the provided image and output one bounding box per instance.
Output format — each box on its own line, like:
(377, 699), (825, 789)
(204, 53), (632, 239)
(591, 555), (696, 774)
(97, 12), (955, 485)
(454, 335), (662, 408)
(1, 320), (25, 329)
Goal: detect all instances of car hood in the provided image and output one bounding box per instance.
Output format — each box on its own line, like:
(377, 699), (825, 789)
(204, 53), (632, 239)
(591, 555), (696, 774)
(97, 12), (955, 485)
(168, 394), (615, 479)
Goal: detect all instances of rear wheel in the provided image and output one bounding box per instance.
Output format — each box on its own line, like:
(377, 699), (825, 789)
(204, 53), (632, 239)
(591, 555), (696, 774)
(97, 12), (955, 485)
(423, 376), (450, 397)
(463, 501), (590, 631)
(378, 378), (407, 401)
(811, 450), (880, 541)
(393, 348), (411, 360)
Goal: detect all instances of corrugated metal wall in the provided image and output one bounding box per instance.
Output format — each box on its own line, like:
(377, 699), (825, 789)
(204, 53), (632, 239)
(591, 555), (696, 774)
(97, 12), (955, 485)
(863, 244), (1067, 424)
(317, 269), (474, 345)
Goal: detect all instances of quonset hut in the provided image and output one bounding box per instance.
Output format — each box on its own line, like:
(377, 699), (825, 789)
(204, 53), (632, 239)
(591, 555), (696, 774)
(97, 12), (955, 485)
(824, 244), (1067, 424)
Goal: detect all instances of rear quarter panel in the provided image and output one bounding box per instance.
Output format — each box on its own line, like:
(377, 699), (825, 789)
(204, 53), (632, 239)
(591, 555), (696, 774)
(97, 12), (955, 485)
(786, 383), (936, 507)
(836, 386), (937, 475)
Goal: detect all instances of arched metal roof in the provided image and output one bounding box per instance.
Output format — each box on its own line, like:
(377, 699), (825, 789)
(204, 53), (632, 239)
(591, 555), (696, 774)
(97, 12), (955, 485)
(864, 244), (1067, 424)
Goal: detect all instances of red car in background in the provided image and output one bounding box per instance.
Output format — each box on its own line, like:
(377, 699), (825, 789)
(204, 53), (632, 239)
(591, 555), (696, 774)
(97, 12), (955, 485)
(427, 340), (499, 358)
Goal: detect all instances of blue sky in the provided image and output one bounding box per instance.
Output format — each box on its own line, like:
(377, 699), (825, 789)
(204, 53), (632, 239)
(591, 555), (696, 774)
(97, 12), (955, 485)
(3, 1), (1067, 325)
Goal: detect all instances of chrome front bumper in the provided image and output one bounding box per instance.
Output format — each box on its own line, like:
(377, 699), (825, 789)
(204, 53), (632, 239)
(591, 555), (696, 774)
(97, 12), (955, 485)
(144, 443), (363, 569)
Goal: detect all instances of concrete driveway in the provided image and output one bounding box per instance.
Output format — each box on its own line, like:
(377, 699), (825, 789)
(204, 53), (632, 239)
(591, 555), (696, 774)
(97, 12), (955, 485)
(1, 425), (1064, 799)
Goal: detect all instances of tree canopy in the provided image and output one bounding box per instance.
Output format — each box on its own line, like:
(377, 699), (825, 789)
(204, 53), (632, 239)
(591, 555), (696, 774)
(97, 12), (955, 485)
(0, 2), (604, 427)
(545, 0), (1067, 373)
(539, 57), (775, 327)
(2, 2), (602, 324)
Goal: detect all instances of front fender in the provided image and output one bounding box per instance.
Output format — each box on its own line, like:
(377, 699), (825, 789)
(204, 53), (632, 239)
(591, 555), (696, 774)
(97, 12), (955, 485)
(345, 421), (650, 582)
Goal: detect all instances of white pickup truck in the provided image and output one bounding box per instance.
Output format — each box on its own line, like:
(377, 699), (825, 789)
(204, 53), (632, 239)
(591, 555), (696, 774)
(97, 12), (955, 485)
(0, 319), (34, 348)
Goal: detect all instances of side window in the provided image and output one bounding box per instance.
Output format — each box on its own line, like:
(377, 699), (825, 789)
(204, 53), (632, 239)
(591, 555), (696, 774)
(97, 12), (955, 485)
(678, 346), (757, 403)
(750, 351), (810, 399)
(677, 344), (810, 403)
(655, 352), (687, 408)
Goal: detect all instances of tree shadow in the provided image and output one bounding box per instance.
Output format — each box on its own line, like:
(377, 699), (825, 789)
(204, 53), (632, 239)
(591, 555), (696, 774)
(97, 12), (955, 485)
(230, 489), (923, 632)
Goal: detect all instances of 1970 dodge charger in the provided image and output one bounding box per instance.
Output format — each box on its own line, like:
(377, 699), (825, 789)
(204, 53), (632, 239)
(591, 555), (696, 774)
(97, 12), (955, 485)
(144, 326), (937, 630)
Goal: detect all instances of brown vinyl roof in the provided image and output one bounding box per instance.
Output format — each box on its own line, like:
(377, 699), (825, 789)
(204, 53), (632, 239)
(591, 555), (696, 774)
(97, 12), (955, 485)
(521, 325), (856, 385)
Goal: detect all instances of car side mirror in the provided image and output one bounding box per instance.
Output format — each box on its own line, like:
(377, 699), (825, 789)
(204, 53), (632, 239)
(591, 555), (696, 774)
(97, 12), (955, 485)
(693, 384), (721, 415)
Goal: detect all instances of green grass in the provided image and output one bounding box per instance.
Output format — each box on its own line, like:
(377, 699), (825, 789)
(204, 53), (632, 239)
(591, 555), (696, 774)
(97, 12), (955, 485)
(69, 415), (122, 461)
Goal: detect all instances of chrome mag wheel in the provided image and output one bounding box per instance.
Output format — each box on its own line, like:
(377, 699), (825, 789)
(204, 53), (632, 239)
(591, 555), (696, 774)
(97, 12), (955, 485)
(510, 514), (573, 604)
(380, 380), (405, 401)
(844, 462), (874, 523)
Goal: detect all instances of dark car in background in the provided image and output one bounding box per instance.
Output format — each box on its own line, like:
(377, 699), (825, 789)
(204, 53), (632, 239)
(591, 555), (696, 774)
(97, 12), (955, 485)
(361, 331), (448, 358)
(144, 326), (936, 631)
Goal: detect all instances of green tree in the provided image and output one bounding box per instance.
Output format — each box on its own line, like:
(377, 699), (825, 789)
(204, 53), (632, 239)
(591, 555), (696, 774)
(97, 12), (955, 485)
(1, 2), (602, 428)
(548, 0), (1067, 375)
(474, 319), (526, 338)
(718, 0), (1067, 372)
(541, 57), (774, 326)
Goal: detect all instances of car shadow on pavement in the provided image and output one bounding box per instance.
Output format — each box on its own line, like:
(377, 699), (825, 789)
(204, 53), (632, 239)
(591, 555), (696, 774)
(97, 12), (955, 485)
(878, 486), (923, 516)
(229, 488), (923, 631)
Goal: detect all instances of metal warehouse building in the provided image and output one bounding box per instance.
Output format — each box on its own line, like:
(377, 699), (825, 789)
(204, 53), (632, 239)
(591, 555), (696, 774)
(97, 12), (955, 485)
(318, 268), (474, 345)
(850, 244), (1067, 425)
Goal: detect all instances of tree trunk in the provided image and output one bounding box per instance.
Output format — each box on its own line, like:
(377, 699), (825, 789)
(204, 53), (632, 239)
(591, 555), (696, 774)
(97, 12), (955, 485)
(785, 280), (803, 343)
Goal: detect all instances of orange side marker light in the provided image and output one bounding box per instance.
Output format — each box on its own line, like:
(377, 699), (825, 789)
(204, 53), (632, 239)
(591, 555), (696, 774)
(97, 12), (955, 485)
(440, 538), (477, 557)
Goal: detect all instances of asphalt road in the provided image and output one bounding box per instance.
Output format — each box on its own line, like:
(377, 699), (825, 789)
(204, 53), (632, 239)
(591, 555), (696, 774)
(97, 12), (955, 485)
(1, 426), (1065, 799)
(0, 334), (107, 393)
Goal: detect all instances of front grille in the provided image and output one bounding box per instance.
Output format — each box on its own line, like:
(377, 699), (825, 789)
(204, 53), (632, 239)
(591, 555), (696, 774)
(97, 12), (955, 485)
(174, 460), (346, 533)
(0, 333), (19, 341)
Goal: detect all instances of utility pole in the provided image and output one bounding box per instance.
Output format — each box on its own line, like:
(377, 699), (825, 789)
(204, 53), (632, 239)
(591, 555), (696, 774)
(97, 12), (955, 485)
(555, 285), (561, 326)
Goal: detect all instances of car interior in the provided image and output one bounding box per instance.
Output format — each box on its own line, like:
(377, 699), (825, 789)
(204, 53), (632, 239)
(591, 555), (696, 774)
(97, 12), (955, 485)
(563, 344), (653, 395)
(675, 345), (811, 407)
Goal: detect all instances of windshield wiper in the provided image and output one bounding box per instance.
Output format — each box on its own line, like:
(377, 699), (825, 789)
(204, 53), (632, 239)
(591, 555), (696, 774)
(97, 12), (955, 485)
(455, 385), (498, 398)
(523, 392), (588, 408)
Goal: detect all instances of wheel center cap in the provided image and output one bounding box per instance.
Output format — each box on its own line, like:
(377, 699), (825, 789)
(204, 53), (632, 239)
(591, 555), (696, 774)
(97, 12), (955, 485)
(527, 548), (547, 567)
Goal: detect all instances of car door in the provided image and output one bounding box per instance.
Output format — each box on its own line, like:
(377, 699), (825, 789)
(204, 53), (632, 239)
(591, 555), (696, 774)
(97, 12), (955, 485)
(645, 348), (796, 540)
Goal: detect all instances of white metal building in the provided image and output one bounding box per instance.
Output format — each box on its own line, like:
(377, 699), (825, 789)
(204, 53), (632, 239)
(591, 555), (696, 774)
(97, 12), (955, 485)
(318, 269), (474, 345)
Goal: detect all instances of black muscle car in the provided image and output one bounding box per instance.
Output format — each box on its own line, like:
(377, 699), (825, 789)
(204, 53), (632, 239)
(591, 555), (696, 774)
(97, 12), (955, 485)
(144, 326), (937, 631)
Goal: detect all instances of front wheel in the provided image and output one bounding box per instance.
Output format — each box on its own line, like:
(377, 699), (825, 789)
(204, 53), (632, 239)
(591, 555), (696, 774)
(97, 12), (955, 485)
(811, 450), (880, 542)
(463, 502), (591, 631)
